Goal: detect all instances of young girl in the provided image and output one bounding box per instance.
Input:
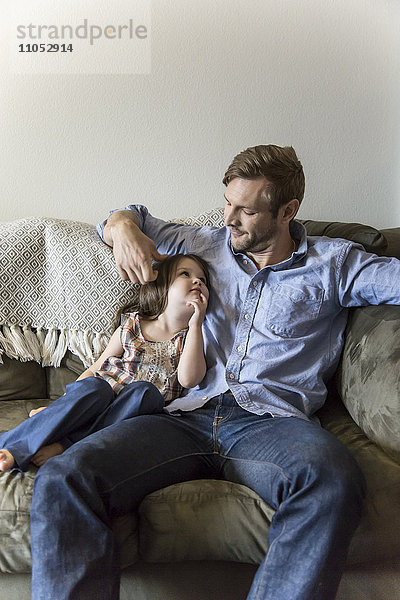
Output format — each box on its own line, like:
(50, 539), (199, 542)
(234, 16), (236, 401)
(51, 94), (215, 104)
(0, 253), (210, 472)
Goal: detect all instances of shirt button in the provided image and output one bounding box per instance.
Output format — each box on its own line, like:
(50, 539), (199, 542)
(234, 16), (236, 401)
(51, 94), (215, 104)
(244, 313), (250, 320)
(229, 373), (235, 380)
(243, 259), (248, 265)
(237, 345), (243, 352)
(202, 396), (208, 401)
(252, 281), (258, 287)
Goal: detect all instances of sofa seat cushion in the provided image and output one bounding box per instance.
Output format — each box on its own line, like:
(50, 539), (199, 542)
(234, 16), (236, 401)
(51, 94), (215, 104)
(319, 395), (400, 565)
(0, 399), (53, 574)
(1, 394), (399, 572)
(0, 399), (53, 434)
(0, 398), (140, 573)
(0, 467), (36, 573)
(138, 409), (400, 568)
(138, 479), (274, 564)
(0, 460), (140, 574)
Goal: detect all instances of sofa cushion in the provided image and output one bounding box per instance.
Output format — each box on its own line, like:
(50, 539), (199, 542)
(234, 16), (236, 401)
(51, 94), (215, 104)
(0, 460), (140, 574)
(300, 220), (388, 254)
(0, 356), (46, 401)
(319, 393), (400, 565)
(380, 227), (400, 259)
(338, 305), (400, 463)
(139, 479), (274, 564)
(0, 468), (36, 573)
(0, 399), (140, 573)
(0, 399), (52, 433)
(0, 400), (51, 573)
(138, 399), (400, 568)
(45, 363), (81, 401)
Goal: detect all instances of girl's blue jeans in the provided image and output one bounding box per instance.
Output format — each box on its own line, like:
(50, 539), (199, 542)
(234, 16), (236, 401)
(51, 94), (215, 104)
(30, 394), (366, 600)
(0, 377), (165, 471)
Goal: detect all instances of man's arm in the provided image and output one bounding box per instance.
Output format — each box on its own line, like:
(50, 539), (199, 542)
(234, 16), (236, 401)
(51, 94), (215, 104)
(338, 244), (400, 307)
(103, 210), (168, 284)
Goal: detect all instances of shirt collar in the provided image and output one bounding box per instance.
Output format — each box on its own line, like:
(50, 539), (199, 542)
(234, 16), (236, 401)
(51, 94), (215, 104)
(290, 219), (308, 258)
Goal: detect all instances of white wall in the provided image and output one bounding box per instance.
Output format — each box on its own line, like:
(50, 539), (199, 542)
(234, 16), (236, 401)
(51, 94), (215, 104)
(1, 0), (400, 228)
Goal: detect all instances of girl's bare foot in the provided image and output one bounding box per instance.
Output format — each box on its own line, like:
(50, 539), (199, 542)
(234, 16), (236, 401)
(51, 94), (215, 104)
(29, 406), (47, 418)
(0, 449), (15, 471)
(32, 443), (64, 467)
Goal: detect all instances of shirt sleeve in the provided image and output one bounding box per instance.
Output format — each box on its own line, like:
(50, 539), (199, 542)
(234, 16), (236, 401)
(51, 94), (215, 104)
(97, 204), (212, 255)
(338, 243), (400, 307)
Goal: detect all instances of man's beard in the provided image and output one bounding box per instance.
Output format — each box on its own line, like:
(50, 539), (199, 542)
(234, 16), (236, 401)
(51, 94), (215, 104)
(230, 222), (278, 254)
(230, 232), (255, 253)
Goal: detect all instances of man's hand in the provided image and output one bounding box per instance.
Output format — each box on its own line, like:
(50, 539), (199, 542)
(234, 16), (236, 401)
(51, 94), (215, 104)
(103, 211), (168, 284)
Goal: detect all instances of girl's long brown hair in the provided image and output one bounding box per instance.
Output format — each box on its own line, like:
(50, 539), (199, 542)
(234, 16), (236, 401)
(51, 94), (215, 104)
(114, 253), (210, 329)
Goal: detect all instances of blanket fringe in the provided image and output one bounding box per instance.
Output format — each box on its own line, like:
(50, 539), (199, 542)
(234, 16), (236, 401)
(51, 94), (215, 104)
(0, 324), (109, 368)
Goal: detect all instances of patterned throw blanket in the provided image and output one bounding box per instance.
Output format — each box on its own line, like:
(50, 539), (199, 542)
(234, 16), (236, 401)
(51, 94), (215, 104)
(0, 217), (138, 367)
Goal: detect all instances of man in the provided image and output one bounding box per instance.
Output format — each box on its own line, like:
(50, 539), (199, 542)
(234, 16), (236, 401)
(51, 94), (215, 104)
(31, 145), (400, 600)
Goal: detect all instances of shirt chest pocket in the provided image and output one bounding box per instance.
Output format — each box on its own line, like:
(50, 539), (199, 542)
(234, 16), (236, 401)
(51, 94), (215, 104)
(265, 283), (325, 337)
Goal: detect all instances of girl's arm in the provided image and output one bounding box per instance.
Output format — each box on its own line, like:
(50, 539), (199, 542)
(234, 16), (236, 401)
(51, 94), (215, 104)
(76, 327), (124, 380)
(177, 295), (207, 389)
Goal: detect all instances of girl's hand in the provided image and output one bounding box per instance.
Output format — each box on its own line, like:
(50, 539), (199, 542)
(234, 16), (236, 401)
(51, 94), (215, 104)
(187, 292), (208, 328)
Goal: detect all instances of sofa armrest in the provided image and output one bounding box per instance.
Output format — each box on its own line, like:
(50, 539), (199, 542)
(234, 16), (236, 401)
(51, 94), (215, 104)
(337, 305), (400, 464)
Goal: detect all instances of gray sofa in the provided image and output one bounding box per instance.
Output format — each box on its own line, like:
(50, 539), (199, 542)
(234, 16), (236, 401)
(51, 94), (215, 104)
(0, 210), (399, 600)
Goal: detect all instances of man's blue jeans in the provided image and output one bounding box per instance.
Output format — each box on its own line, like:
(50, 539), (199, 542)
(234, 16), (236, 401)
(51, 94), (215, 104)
(31, 394), (366, 600)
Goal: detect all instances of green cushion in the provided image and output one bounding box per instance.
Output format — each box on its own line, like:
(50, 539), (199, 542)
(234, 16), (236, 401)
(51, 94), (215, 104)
(139, 480), (274, 564)
(0, 400), (139, 573)
(319, 393), (400, 565)
(0, 399), (52, 433)
(300, 220), (388, 254)
(338, 305), (400, 463)
(380, 228), (400, 259)
(0, 468), (35, 573)
(0, 356), (46, 401)
(0, 463), (139, 573)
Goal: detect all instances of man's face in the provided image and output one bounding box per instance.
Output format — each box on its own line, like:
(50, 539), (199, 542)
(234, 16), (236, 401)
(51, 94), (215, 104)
(223, 177), (279, 254)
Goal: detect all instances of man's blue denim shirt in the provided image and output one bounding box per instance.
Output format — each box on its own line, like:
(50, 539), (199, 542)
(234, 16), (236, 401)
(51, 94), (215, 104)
(98, 206), (400, 421)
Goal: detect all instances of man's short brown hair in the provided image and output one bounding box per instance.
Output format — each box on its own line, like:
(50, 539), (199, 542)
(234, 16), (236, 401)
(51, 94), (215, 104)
(223, 145), (305, 217)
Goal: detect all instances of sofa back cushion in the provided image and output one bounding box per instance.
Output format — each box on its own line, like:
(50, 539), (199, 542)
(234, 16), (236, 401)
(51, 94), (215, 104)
(0, 356), (46, 401)
(380, 227), (400, 259)
(300, 220), (388, 254)
(338, 304), (400, 463)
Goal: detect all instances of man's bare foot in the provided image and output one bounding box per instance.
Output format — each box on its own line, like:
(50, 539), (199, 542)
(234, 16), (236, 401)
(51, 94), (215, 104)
(29, 406), (47, 418)
(32, 443), (64, 467)
(0, 449), (15, 471)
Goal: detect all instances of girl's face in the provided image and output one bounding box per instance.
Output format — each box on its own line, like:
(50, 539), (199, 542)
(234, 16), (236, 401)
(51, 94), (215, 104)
(167, 257), (209, 308)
